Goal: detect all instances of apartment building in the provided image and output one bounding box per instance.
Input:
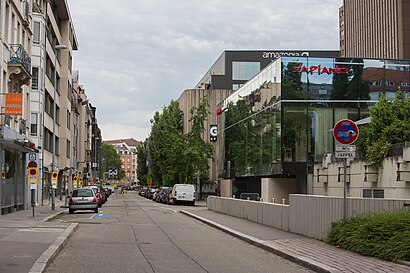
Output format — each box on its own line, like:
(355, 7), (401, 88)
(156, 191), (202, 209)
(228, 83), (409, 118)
(340, 0), (410, 59)
(29, 0), (79, 203)
(0, 0), (36, 213)
(103, 138), (140, 182)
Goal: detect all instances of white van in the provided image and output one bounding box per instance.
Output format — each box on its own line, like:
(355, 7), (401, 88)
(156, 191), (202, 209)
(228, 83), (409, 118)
(169, 184), (195, 205)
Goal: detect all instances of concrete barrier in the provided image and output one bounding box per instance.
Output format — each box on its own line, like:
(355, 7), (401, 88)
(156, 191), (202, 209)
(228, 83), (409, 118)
(207, 195), (409, 240)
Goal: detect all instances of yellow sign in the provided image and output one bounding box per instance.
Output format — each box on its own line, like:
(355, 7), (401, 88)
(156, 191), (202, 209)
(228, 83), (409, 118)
(51, 171), (58, 188)
(147, 177), (152, 186)
(28, 168), (38, 185)
(73, 176), (78, 187)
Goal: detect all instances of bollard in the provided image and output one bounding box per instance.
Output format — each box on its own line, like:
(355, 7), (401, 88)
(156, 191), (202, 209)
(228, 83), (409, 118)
(272, 198), (275, 203)
(232, 195), (235, 199)
(247, 197), (250, 200)
(260, 198), (263, 202)
(282, 198), (285, 205)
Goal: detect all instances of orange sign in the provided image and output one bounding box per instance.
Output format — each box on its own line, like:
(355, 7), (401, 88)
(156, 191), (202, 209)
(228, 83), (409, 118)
(5, 94), (23, 115)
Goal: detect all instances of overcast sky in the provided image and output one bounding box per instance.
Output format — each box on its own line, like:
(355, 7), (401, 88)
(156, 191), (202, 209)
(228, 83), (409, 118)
(68, 0), (343, 141)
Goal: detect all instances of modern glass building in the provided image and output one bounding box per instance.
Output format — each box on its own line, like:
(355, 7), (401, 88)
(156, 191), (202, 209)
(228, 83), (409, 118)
(217, 56), (410, 199)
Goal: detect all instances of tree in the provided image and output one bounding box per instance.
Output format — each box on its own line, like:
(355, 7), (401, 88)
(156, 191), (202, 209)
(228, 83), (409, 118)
(136, 140), (149, 185)
(357, 89), (410, 166)
(185, 96), (214, 195)
(101, 143), (122, 179)
(148, 100), (185, 186)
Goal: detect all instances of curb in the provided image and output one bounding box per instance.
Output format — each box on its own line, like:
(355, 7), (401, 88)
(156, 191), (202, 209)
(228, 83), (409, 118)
(41, 210), (67, 222)
(180, 210), (336, 273)
(28, 223), (78, 273)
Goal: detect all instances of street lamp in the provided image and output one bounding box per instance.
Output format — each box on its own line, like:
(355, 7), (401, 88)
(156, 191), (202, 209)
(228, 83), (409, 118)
(51, 44), (67, 210)
(93, 137), (100, 181)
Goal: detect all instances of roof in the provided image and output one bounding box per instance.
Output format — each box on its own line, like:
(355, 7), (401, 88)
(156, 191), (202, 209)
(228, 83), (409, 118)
(103, 138), (141, 147)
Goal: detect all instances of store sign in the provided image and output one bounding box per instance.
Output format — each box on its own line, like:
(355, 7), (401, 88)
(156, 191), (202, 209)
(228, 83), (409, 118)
(263, 51), (309, 59)
(5, 94), (23, 115)
(293, 64), (349, 75)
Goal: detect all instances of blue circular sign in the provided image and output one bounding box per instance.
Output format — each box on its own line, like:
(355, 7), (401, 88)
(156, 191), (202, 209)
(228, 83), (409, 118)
(333, 119), (359, 144)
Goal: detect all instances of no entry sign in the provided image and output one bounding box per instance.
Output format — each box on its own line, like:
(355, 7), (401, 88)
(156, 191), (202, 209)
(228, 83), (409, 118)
(333, 119), (359, 144)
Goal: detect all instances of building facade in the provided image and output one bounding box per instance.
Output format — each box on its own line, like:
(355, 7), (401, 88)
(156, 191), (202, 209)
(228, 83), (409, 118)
(103, 138), (140, 183)
(0, 0), (36, 214)
(30, 0), (79, 203)
(217, 56), (410, 202)
(179, 50), (341, 185)
(340, 0), (410, 59)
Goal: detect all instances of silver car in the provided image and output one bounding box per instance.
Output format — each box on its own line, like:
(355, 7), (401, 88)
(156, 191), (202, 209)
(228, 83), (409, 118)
(69, 188), (98, 214)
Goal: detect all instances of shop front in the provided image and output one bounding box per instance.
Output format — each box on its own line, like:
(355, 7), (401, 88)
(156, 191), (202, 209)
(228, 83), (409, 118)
(0, 126), (38, 214)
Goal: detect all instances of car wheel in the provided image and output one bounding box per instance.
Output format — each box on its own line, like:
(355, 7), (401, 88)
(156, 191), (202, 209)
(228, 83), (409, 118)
(69, 208), (74, 214)
(94, 208), (98, 213)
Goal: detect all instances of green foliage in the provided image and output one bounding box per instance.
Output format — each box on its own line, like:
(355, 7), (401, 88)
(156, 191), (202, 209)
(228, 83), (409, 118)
(326, 210), (410, 262)
(101, 143), (122, 179)
(147, 97), (213, 187)
(136, 140), (149, 185)
(357, 89), (410, 166)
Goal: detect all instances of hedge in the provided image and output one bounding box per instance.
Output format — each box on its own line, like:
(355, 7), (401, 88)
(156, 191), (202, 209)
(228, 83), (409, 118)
(326, 210), (410, 262)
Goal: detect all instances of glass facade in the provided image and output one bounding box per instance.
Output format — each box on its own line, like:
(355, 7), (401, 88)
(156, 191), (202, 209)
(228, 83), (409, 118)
(232, 61), (261, 81)
(221, 57), (410, 178)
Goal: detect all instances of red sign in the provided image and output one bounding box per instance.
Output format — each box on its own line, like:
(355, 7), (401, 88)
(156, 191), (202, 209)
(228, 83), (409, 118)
(333, 119), (359, 144)
(293, 64), (349, 75)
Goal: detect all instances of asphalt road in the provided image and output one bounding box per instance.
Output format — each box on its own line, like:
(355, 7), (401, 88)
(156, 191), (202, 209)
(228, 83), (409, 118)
(45, 191), (313, 273)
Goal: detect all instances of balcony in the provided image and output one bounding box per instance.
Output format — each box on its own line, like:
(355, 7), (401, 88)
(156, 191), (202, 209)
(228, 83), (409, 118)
(9, 44), (31, 73)
(8, 44), (31, 89)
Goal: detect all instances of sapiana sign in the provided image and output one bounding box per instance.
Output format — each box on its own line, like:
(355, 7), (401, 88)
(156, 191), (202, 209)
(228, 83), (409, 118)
(293, 64), (349, 75)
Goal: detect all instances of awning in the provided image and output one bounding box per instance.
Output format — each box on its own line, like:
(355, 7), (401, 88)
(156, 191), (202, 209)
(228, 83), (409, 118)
(0, 139), (39, 153)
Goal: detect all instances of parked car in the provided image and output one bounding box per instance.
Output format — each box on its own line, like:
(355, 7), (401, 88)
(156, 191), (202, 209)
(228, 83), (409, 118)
(159, 187), (172, 203)
(69, 188), (98, 214)
(105, 184), (115, 194)
(169, 184), (195, 205)
(147, 187), (157, 199)
(85, 186), (103, 207)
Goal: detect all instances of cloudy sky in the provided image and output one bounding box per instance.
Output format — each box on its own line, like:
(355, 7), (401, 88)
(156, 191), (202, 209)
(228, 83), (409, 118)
(68, 0), (343, 141)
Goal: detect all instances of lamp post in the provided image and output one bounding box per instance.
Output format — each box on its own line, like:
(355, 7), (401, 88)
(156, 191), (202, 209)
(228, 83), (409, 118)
(51, 44), (67, 210)
(93, 137), (100, 181)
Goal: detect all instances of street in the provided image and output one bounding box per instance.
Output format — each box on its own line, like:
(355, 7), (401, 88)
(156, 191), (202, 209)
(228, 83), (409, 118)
(45, 191), (312, 273)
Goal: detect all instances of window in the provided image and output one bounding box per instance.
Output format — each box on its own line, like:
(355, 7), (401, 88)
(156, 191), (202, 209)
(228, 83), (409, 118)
(30, 113), (38, 136)
(232, 61), (260, 80)
(33, 21), (40, 43)
(32, 67), (39, 89)
(363, 189), (384, 198)
(401, 82), (410, 87)
(66, 140), (70, 158)
(67, 110), (70, 129)
(370, 80), (382, 86)
(385, 80), (396, 86)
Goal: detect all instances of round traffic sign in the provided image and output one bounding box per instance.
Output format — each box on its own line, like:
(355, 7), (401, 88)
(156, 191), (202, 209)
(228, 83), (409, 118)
(28, 161), (38, 168)
(333, 119), (359, 144)
(29, 168), (37, 176)
(52, 172), (58, 178)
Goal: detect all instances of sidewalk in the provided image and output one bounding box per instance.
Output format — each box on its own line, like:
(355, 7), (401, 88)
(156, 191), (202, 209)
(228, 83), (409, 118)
(0, 198), (77, 273)
(181, 208), (410, 273)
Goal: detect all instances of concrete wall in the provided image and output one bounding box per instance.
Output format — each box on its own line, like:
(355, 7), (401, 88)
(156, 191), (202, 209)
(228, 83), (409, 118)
(207, 195), (409, 240)
(314, 146), (410, 199)
(220, 179), (232, 197)
(261, 177), (298, 204)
